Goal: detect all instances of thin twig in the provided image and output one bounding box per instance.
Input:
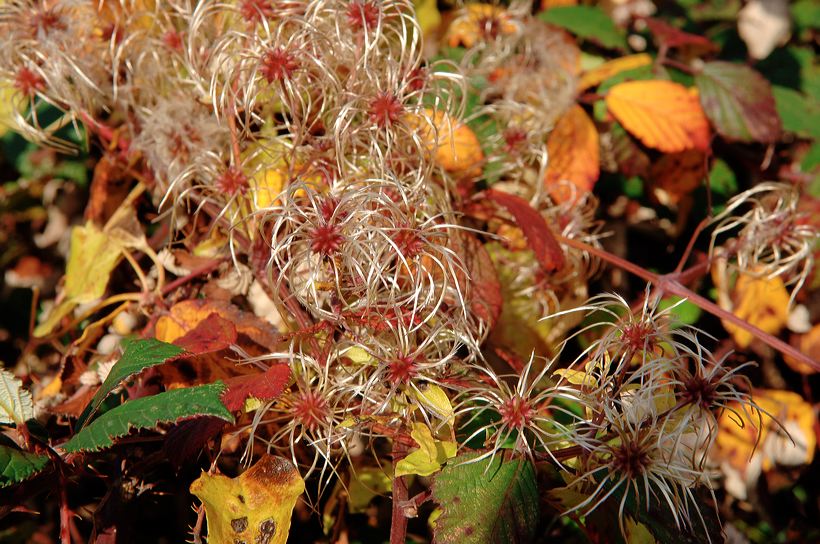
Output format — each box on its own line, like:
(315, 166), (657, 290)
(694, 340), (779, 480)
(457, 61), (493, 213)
(559, 236), (820, 372)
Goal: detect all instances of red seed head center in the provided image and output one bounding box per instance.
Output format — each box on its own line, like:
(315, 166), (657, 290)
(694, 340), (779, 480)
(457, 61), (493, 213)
(499, 396), (533, 429)
(293, 390), (329, 432)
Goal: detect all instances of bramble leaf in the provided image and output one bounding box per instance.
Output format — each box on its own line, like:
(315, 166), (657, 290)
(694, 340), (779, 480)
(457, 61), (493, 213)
(0, 445), (49, 487)
(77, 337), (187, 429)
(432, 453), (539, 544)
(695, 61), (781, 143)
(62, 383), (233, 453)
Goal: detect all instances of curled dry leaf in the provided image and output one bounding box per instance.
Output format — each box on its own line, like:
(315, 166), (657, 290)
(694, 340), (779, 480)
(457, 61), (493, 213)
(190, 454), (304, 544)
(737, 0), (791, 61)
(649, 150), (705, 207)
(446, 230), (503, 329)
(605, 80), (711, 153)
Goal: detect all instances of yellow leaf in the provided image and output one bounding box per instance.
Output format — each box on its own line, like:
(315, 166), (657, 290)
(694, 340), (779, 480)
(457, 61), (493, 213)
(414, 0), (441, 34)
(544, 104), (600, 202)
(395, 422), (457, 477)
(445, 4), (518, 48)
(34, 222), (125, 337)
(342, 346), (375, 365)
(579, 54), (653, 91)
(0, 83), (23, 138)
(64, 222), (124, 302)
(251, 166), (285, 209)
(190, 455), (304, 544)
(624, 516), (657, 544)
(606, 80), (711, 153)
(410, 109), (484, 177)
(552, 368), (598, 389)
(412, 384), (455, 425)
(724, 273), (789, 349)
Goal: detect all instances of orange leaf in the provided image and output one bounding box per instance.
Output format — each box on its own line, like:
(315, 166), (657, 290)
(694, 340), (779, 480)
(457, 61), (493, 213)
(605, 80), (710, 153)
(222, 364), (291, 412)
(486, 189), (565, 272)
(578, 54), (652, 91)
(410, 109), (484, 177)
(544, 104), (600, 202)
(173, 313), (238, 355)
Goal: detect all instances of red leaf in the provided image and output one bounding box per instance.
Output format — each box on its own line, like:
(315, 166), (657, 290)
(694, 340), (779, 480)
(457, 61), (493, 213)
(222, 364), (291, 411)
(644, 17), (717, 50)
(172, 313), (238, 355)
(486, 189), (566, 272)
(163, 416), (227, 469)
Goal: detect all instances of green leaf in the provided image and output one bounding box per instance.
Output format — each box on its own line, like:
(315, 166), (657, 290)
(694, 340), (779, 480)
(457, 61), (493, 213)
(792, 0), (820, 30)
(0, 445), (49, 487)
(432, 453), (538, 544)
(695, 61), (782, 143)
(658, 296), (703, 328)
(708, 158), (737, 197)
(538, 7), (626, 50)
(77, 338), (187, 429)
(62, 383), (233, 453)
(771, 86), (820, 139)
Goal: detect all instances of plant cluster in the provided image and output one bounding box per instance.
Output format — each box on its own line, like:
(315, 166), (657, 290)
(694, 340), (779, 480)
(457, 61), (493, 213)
(0, 1), (817, 543)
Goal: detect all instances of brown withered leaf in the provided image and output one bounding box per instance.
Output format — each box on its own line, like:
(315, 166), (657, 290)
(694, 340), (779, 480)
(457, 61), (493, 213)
(156, 299), (279, 353)
(84, 153), (132, 225)
(649, 150), (706, 207)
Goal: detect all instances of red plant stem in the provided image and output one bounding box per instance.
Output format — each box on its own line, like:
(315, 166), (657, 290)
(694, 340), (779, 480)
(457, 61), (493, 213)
(79, 111), (130, 159)
(390, 474), (410, 544)
(160, 258), (228, 296)
(559, 235), (820, 372)
(390, 438), (410, 544)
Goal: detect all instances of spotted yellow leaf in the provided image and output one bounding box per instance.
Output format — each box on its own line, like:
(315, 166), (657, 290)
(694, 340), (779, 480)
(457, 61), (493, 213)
(190, 455), (304, 544)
